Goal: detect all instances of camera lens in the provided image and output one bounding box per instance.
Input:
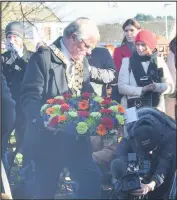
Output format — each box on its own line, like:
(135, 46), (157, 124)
(127, 180), (135, 188)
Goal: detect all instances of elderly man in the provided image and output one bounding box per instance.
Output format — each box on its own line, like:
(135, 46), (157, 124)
(21, 18), (104, 199)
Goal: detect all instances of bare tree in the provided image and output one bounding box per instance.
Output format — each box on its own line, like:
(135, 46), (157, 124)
(1, 1), (70, 51)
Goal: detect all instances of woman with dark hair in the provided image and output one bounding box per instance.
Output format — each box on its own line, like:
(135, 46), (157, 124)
(113, 18), (141, 72)
(166, 36), (176, 119)
(112, 19), (141, 103)
(118, 29), (174, 112)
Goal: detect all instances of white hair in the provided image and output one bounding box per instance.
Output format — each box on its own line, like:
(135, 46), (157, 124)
(63, 17), (100, 42)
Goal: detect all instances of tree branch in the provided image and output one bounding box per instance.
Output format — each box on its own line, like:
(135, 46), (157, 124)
(19, 2), (40, 34)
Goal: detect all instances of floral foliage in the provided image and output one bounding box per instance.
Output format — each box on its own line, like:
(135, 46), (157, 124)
(40, 92), (125, 138)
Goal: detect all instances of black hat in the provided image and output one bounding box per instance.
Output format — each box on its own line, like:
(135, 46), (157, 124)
(133, 123), (161, 153)
(5, 21), (24, 39)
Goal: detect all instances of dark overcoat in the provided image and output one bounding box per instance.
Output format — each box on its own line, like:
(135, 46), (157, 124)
(2, 73), (16, 154)
(1, 45), (33, 115)
(20, 38), (94, 160)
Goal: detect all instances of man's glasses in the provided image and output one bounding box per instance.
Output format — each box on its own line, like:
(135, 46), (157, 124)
(81, 39), (94, 50)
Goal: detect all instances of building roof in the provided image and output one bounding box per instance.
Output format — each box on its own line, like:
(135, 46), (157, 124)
(2, 2), (60, 39)
(157, 35), (169, 45)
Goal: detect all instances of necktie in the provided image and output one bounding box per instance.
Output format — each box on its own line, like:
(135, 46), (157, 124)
(69, 58), (74, 76)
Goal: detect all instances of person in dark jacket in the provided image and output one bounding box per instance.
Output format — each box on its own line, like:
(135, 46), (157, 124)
(20, 17), (104, 199)
(88, 47), (118, 174)
(113, 107), (176, 199)
(88, 46), (118, 97)
(2, 73), (16, 157)
(1, 21), (33, 153)
(88, 46), (120, 103)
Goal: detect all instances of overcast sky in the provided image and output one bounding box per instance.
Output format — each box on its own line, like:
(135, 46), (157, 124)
(46, 1), (176, 24)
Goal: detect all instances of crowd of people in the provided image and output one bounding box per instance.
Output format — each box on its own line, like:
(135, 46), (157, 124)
(1, 17), (176, 200)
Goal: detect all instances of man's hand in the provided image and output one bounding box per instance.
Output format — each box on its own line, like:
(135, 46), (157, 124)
(46, 122), (77, 135)
(46, 124), (67, 133)
(130, 182), (154, 196)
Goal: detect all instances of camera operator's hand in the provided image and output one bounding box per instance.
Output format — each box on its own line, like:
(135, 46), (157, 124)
(142, 82), (156, 93)
(130, 183), (153, 196)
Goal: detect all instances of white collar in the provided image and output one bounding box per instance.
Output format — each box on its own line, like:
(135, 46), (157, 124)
(60, 38), (72, 65)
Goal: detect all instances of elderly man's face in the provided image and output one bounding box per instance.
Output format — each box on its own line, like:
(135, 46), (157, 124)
(69, 34), (98, 61)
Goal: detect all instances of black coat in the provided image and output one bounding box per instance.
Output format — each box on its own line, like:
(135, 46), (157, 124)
(21, 39), (93, 123)
(2, 73), (16, 137)
(88, 47), (116, 72)
(1, 45), (33, 115)
(2, 73), (16, 155)
(88, 47), (119, 100)
(116, 126), (176, 189)
(20, 38), (94, 159)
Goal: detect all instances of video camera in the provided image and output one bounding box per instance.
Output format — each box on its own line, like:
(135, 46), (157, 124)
(111, 153), (151, 199)
(121, 153), (150, 193)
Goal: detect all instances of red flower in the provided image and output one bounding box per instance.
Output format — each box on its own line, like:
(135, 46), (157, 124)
(47, 98), (55, 104)
(104, 97), (112, 101)
(100, 109), (113, 114)
(54, 99), (65, 105)
(49, 116), (60, 127)
(78, 100), (89, 110)
(101, 99), (111, 105)
(77, 111), (90, 117)
(82, 92), (92, 99)
(101, 117), (114, 129)
(63, 93), (72, 99)
(61, 103), (70, 112)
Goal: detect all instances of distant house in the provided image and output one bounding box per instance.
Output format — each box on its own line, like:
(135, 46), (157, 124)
(2, 2), (70, 51)
(25, 21), (70, 45)
(156, 35), (169, 62)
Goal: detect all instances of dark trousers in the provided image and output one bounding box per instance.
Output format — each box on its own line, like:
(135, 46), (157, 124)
(23, 129), (102, 199)
(2, 116), (26, 175)
(2, 112), (25, 156)
(14, 114), (26, 151)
